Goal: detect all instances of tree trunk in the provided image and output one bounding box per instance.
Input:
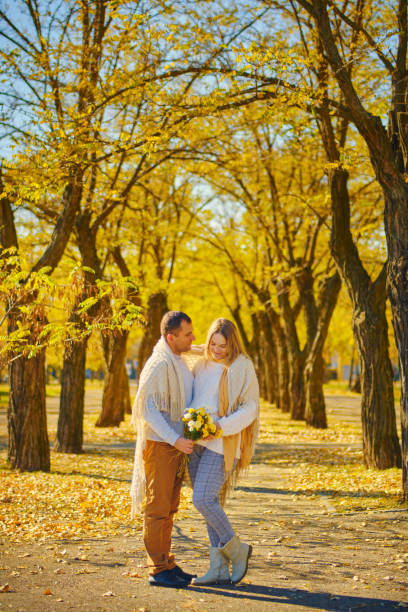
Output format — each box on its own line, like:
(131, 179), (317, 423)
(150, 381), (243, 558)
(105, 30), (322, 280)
(353, 296), (401, 468)
(1, 175), (81, 471)
(297, 0), (406, 492)
(255, 311), (276, 404)
(276, 282), (306, 419)
(262, 336), (277, 404)
(305, 350), (327, 428)
(122, 364), (132, 414)
(246, 312), (266, 399)
(308, 41), (402, 464)
(137, 291), (168, 378)
(305, 272), (341, 428)
(348, 344), (355, 390)
(263, 304), (290, 412)
(329, 168), (401, 468)
(55, 338), (87, 453)
(388, 251), (408, 497)
(8, 347), (50, 471)
(273, 321), (290, 413)
(288, 351), (306, 420)
(96, 331), (129, 427)
(56, 210), (104, 451)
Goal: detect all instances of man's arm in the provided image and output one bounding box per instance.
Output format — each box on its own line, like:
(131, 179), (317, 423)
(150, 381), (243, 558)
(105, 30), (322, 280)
(145, 398), (193, 453)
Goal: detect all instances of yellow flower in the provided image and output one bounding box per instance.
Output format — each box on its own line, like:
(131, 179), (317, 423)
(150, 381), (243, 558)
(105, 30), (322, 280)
(188, 408), (195, 414)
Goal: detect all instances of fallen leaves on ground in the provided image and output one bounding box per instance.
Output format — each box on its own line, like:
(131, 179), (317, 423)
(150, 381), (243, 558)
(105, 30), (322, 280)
(259, 401), (403, 512)
(0, 447), (142, 542)
(0, 397), (404, 542)
(0, 440), (192, 542)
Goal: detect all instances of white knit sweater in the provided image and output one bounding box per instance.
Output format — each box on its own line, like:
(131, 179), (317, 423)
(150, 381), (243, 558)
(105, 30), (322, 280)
(191, 358), (258, 457)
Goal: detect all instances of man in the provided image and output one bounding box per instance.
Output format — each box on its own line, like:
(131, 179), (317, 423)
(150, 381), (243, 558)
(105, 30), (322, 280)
(130, 311), (196, 588)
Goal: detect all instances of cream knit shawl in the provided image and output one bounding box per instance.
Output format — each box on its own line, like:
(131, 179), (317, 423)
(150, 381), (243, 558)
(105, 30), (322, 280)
(130, 336), (186, 517)
(193, 353), (260, 493)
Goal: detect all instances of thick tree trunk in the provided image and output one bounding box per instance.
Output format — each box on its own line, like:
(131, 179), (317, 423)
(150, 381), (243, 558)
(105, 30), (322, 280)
(55, 338), (87, 453)
(386, 196), (408, 491)
(298, 0), (406, 491)
(8, 348), (50, 471)
(305, 272), (341, 428)
(137, 291), (168, 378)
(329, 168), (401, 468)
(96, 331), (129, 427)
(354, 298), (401, 468)
(388, 260), (408, 497)
(1, 175), (81, 471)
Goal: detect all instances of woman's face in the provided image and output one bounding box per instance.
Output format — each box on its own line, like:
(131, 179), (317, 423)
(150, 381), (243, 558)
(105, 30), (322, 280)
(209, 332), (228, 361)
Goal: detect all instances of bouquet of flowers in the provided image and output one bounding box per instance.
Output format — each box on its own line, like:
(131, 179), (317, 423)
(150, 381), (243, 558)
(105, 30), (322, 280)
(182, 407), (223, 441)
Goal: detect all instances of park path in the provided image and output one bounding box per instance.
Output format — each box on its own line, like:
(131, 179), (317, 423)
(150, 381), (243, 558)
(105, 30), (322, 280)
(0, 390), (407, 611)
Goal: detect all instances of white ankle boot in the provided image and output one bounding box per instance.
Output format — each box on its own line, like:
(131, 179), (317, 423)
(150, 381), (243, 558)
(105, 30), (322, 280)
(220, 535), (252, 584)
(192, 546), (231, 585)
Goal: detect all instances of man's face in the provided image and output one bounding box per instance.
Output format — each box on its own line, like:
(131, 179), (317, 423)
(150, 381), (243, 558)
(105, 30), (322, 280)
(166, 320), (195, 355)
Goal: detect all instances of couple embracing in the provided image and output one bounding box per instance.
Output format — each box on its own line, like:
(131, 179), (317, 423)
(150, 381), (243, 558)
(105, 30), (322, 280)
(130, 311), (259, 589)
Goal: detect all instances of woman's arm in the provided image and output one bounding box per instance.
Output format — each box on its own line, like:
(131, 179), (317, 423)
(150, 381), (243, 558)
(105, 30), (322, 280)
(217, 400), (257, 436)
(217, 358), (259, 436)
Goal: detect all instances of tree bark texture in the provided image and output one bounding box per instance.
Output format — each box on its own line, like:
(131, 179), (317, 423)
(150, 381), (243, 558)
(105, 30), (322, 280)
(96, 331), (129, 427)
(304, 273), (341, 428)
(298, 0), (406, 491)
(387, 193), (408, 486)
(55, 338), (87, 453)
(57, 210), (104, 450)
(1, 169), (83, 470)
(277, 284), (306, 419)
(353, 293), (402, 468)
(330, 169), (401, 468)
(8, 339), (49, 471)
(137, 291), (168, 378)
(272, 316), (291, 413)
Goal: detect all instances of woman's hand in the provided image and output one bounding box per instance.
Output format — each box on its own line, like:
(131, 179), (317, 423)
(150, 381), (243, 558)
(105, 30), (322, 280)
(203, 422), (222, 441)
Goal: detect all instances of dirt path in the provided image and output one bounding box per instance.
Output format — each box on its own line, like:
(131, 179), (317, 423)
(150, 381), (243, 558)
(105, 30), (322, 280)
(0, 391), (407, 611)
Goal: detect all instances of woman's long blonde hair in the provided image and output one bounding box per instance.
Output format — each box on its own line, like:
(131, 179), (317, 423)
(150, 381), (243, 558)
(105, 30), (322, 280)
(204, 318), (246, 366)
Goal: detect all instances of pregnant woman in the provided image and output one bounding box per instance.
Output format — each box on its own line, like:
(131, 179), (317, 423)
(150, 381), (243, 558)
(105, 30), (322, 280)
(188, 318), (259, 585)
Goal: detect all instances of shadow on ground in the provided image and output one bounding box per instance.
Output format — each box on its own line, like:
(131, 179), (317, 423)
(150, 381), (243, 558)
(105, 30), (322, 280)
(189, 583), (407, 611)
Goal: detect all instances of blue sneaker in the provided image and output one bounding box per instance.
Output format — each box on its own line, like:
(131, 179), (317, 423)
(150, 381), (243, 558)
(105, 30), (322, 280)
(148, 569), (189, 588)
(173, 565), (197, 583)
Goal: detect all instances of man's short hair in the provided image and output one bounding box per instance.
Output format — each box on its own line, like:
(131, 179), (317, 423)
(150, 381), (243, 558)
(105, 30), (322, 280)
(160, 311), (191, 336)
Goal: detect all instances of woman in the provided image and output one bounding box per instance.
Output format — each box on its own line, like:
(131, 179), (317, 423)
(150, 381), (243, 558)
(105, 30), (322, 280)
(188, 318), (259, 585)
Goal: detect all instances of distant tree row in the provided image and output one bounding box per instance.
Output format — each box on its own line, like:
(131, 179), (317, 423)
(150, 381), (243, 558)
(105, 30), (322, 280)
(0, 0), (406, 499)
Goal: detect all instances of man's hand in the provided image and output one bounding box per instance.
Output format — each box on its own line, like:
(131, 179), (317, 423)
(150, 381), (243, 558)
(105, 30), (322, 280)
(174, 437), (194, 454)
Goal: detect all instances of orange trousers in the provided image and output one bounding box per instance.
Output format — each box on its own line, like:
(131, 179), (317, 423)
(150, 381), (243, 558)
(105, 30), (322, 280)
(143, 440), (184, 575)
